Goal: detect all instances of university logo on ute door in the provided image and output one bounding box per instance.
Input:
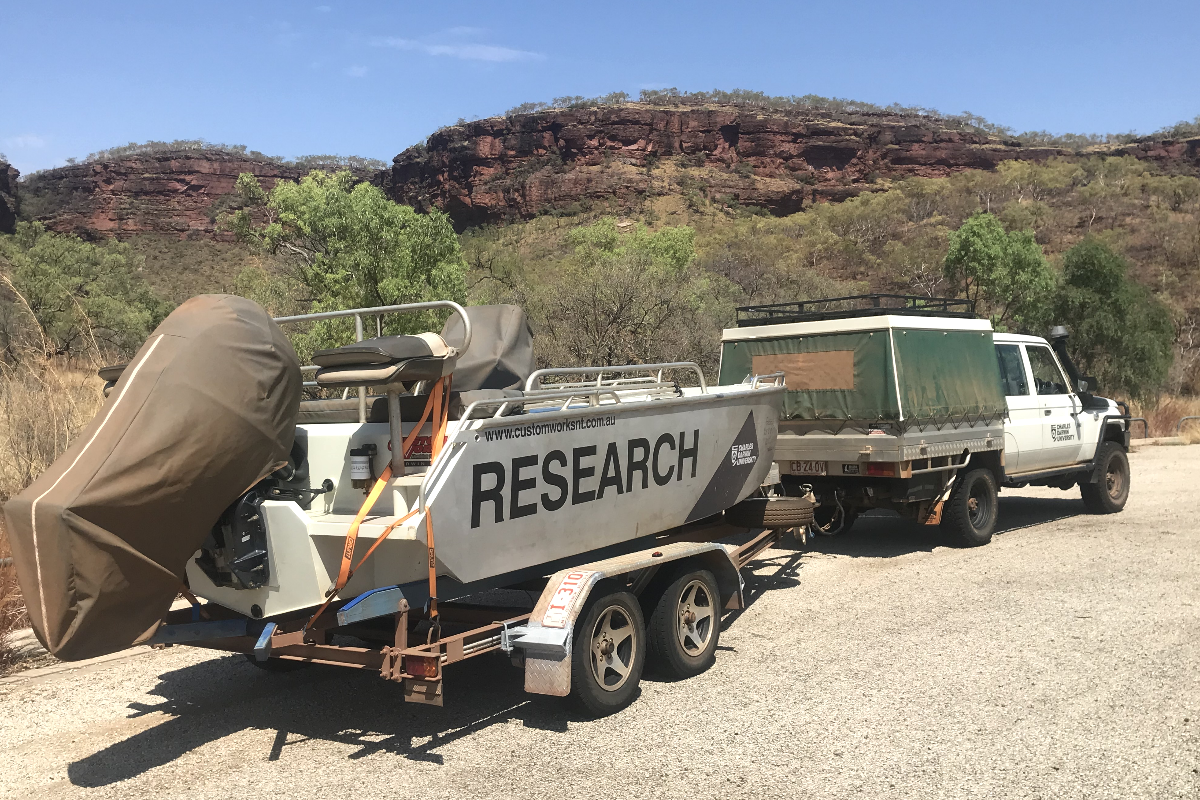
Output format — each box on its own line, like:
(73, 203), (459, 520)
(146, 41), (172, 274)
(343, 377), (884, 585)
(686, 412), (758, 523)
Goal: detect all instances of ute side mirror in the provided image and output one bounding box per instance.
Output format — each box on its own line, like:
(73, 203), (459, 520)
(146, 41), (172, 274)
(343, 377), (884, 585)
(1081, 376), (1098, 392)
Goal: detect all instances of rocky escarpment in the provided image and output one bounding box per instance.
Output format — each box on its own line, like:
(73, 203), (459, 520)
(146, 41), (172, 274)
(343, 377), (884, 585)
(0, 160), (18, 234)
(19, 152), (372, 241)
(382, 106), (1070, 226)
(1111, 137), (1200, 175)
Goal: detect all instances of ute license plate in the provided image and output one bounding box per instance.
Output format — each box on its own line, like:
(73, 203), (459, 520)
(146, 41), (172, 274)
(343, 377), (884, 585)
(791, 460), (827, 476)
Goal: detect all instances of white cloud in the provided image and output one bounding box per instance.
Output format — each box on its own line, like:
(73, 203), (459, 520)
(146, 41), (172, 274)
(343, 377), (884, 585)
(4, 134), (47, 149)
(344, 64), (369, 78)
(374, 37), (544, 63)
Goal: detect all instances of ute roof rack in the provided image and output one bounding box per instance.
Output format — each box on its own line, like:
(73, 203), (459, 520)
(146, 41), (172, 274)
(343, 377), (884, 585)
(735, 294), (975, 327)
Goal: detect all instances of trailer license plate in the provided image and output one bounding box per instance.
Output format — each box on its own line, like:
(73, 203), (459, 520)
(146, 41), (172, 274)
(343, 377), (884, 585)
(791, 460), (827, 476)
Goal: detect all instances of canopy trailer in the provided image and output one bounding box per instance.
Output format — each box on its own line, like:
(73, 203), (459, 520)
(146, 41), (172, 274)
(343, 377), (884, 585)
(11, 297), (794, 716)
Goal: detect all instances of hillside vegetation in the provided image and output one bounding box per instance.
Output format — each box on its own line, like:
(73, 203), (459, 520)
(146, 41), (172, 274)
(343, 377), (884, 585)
(460, 154), (1199, 394)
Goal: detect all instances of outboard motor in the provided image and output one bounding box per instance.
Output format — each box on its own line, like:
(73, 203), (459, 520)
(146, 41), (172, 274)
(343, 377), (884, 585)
(195, 438), (333, 590)
(1048, 326), (1107, 410)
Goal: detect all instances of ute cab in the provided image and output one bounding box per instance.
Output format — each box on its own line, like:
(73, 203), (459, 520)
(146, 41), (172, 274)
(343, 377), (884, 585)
(992, 331), (1130, 509)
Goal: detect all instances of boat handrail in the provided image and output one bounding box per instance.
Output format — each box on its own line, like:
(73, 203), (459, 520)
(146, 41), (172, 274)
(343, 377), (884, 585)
(454, 384), (674, 424)
(525, 362), (707, 393)
(750, 371), (786, 389)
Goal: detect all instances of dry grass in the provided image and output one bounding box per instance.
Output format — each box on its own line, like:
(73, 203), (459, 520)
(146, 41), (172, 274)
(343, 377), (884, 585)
(0, 359), (104, 666)
(1132, 395), (1200, 442)
(0, 522), (29, 670)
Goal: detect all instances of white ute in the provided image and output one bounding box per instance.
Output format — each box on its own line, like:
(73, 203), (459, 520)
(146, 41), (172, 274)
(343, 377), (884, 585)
(717, 296), (1132, 548)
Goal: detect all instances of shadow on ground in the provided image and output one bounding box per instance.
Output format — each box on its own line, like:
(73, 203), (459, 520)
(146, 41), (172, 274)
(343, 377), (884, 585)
(68, 494), (1084, 786)
(804, 494), (1089, 559)
(68, 650), (569, 786)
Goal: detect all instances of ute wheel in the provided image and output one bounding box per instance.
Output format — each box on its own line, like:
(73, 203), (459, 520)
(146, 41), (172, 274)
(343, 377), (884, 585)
(647, 569), (721, 680)
(724, 496), (814, 528)
(941, 468), (999, 547)
(1080, 442), (1129, 514)
(244, 654), (310, 672)
(570, 589), (645, 717)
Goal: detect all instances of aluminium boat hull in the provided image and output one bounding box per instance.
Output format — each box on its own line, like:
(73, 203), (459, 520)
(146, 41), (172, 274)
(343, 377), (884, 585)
(186, 384), (783, 619)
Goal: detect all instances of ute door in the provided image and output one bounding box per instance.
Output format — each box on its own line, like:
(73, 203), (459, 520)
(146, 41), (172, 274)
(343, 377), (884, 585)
(996, 343), (1039, 474)
(1025, 344), (1085, 469)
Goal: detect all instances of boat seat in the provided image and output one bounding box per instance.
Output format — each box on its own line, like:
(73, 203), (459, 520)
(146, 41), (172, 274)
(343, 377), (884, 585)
(97, 363), (128, 397)
(313, 333), (458, 388)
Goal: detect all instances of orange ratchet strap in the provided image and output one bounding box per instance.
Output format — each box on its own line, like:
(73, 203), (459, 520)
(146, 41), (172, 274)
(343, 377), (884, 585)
(305, 377), (452, 632)
(425, 376), (452, 632)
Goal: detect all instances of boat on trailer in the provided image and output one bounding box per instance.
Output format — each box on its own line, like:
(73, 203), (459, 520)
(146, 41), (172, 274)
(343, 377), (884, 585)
(187, 300), (785, 621)
(6, 295), (793, 713)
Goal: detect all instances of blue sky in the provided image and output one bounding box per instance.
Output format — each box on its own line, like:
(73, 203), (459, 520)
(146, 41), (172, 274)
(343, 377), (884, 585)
(2, 0), (1198, 175)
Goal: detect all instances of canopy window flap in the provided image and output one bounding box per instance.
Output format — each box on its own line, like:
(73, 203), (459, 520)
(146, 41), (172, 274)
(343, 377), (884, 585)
(751, 351), (855, 391)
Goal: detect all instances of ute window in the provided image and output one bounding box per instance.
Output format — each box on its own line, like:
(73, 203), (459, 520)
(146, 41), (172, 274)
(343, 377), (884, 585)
(1026, 346), (1069, 395)
(995, 344), (1028, 396)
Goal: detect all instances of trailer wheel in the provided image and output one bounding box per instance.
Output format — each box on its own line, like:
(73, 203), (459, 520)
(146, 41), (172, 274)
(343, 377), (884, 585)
(724, 496), (814, 528)
(647, 569), (720, 680)
(1080, 442), (1129, 514)
(571, 589), (646, 716)
(941, 468), (998, 547)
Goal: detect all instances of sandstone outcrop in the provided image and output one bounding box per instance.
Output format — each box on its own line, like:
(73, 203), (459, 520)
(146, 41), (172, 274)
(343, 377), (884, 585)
(19, 152), (372, 241)
(1112, 137), (1200, 175)
(0, 160), (18, 234)
(382, 106), (1069, 226)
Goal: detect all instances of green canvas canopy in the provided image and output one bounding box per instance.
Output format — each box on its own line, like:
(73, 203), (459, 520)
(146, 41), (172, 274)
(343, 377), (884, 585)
(719, 322), (1005, 426)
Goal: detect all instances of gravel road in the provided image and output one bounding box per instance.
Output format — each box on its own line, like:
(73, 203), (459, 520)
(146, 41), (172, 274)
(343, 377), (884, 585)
(2, 445), (1197, 800)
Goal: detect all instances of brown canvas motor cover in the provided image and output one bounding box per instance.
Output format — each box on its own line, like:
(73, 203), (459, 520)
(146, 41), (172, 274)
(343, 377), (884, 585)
(4, 295), (301, 660)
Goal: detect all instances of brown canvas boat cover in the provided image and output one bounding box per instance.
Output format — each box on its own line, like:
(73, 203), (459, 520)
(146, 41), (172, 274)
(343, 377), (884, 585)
(440, 304), (535, 391)
(4, 295), (300, 660)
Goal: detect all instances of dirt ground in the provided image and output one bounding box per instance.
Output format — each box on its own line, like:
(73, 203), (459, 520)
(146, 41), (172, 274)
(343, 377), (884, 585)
(1, 445), (1197, 800)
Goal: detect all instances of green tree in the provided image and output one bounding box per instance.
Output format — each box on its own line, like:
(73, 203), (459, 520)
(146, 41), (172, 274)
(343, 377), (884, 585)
(0, 222), (170, 361)
(943, 212), (1054, 330)
(1053, 238), (1174, 399)
(527, 218), (729, 371)
(229, 170), (466, 350)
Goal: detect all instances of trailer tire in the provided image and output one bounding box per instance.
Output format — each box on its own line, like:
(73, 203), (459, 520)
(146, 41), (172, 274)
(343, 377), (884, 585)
(1080, 442), (1129, 514)
(724, 497), (814, 529)
(647, 569), (721, 680)
(941, 468), (998, 547)
(571, 588), (646, 717)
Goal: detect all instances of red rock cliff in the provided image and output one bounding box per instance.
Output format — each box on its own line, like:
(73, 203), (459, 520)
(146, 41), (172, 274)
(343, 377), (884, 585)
(19, 152), (369, 241)
(0, 161), (18, 234)
(382, 106), (1069, 225)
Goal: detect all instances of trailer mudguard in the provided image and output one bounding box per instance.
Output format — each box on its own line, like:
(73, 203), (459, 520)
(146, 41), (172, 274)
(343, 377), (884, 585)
(508, 541), (744, 696)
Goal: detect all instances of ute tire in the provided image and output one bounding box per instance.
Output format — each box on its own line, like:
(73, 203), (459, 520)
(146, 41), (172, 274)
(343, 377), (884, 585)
(724, 496), (814, 529)
(941, 468), (999, 547)
(647, 569), (721, 680)
(570, 588), (646, 717)
(1080, 442), (1130, 514)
